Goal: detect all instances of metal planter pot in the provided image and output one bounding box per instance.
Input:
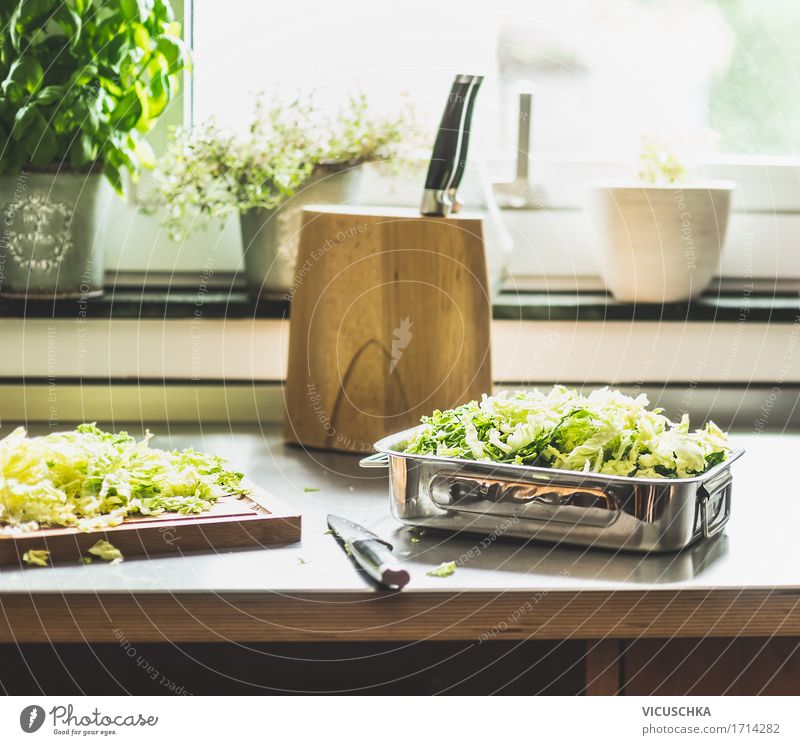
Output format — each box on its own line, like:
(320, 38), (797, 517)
(0, 171), (112, 299)
(240, 165), (363, 298)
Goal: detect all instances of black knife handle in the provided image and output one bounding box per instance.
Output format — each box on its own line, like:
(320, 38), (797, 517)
(449, 78), (481, 196)
(420, 74), (484, 216)
(351, 539), (410, 589)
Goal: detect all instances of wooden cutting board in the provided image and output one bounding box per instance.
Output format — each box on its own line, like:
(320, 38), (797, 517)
(0, 484), (301, 566)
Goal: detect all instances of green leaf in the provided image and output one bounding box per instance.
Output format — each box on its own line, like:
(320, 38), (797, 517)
(153, 0), (175, 24)
(69, 131), (96, 168)
(69, 63), (98, 87)
(132, 22), (151, 52)
(8, 3), (25, 51)
(99, 38), (125, 72)
(73, 95), (102, 132)
(22, 549), (50, 567)
(111, 89), (143, 131)
(8, 0), (59, 50)
(120, 0), (148, 24)
(12, 105), (41, 141)
(155, 36), (185, 75)
(133, 80), (150, 131)
(145, 71), (169, 118)
(29, 124), (58, 167)
(55, 4), (83, 49)
(93, 15), (125, 51)
(427, 561), (456, 578)
(103, 160), (124, 194)
(1, 79), (25, 103)
(36, 84), (66, 105)
(0, 0), (186, 192)
(88, 539), (124, 562)
(6, 55), (44, 94)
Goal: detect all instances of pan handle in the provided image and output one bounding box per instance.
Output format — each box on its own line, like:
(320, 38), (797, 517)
(699, 478), (732, 539)
(359, 452), (390, 469)
(428, 471), (620, 528)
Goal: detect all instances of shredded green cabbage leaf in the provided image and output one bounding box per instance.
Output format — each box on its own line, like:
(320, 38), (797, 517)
(22, 549), (50, 567)
(0, 424), (248, 534)
(427, 561), (456, 578)
(403, 387), (730, 479)
(88, 539), (124, 562)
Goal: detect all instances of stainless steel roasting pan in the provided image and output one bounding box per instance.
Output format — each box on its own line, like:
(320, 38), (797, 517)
(361, 427), (744, 553)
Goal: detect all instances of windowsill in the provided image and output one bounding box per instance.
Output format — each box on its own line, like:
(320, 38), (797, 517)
(0, 284), (289, 320)
(495, 288), (800, 323)
(2, 281), (798, 323)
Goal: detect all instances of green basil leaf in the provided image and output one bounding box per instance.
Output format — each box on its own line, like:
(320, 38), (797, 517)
(83, 96), (102, 132)
(153, 0), (175, 24)
(69, 130), (96, 168)
(36, 84), (66, 105)
(120, 0), (148, 24)
(145, 71), (168, 119)
(6, 55), (44, 94)
(69, 63), (98, 86)
(155, 36), (185, 75)
(1, 0), (188, 193)
(111, 89), (142, 131)
(132, 22), (151, 52)
(29, 123), (58, 167)
(8, 3), (25, 51)
(55, 4), (83, 49)
(12, 104), (40, 141)
(103, 159), (124, 194)
(1, 79), (25, 103)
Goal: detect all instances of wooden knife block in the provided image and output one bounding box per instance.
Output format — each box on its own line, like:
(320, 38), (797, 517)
(284, 205), (492, 453)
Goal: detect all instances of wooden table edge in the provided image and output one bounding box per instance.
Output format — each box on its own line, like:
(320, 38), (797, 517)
(2, 588), (799, 643)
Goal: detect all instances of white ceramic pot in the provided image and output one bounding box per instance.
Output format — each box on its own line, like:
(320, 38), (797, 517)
(240, 165), (363, 298)
(587, 180), (735, 303)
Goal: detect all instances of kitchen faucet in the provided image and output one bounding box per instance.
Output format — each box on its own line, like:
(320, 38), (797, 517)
(494, 84), (546, 209)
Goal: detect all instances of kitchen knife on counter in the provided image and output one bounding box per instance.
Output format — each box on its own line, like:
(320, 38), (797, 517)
(327, 514), (410, 590)
(420, 73), (484, 217)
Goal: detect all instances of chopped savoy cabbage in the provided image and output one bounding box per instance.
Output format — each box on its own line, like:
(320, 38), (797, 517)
(0, 424), (247, 534)
(88, 539), (124, 562)
(22, 549), (50, 567)
(403, 386), (730, 479)
(427, 561), (457, 578)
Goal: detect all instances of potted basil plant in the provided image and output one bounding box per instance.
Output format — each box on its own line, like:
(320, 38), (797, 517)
(587, 135), (735, 303)
(0, 0), (189, 298)
(145, 93), (412, 298)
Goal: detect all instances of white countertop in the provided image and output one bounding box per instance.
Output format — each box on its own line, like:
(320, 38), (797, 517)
(1, 425), (795, 596)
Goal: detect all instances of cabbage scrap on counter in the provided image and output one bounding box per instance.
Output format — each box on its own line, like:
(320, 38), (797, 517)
(403, 387), (730, 479)
(0, 424), (248, 534)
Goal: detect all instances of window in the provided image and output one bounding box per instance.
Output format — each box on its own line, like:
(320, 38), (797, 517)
(194, 0), (800, 158)
(111, 0), (800, 282)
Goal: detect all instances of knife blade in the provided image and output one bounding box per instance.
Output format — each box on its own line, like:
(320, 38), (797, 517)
(327, 514), (410, 589)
